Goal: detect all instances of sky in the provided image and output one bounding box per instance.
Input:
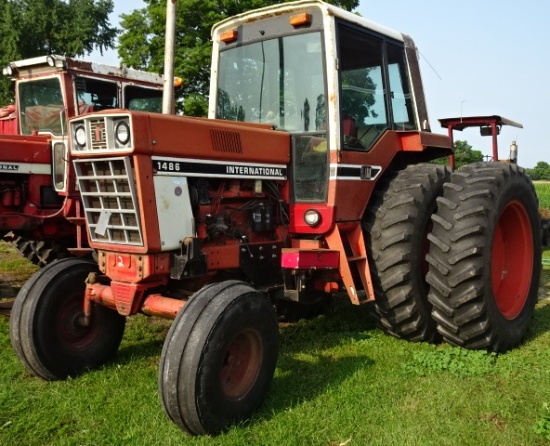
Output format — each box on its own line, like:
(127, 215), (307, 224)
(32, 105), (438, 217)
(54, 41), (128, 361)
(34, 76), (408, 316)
(93, 0), (548, 168)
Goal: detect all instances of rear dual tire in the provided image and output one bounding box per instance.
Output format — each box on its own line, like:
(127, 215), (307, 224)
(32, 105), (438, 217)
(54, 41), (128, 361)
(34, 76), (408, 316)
(426, 163), (541, 352)
(365, 163), (450, 342)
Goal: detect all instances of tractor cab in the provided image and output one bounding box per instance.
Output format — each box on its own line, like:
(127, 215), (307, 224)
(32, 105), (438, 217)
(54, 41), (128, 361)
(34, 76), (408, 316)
(2, 55), (164, 138)
(210, 0), (451, 235)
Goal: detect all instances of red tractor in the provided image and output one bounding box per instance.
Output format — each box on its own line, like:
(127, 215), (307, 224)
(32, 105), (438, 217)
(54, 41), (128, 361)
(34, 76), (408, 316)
(0, 55), (165, 265)
(9, 0), (541, 436)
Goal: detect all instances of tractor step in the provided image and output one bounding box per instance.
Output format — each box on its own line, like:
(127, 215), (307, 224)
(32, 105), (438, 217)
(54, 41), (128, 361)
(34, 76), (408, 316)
(325, 223), (375, 305)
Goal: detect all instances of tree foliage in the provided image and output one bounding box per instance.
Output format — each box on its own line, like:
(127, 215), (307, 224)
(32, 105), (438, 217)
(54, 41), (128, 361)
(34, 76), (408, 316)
(118, 0), (359, 116)
(452, 140), (484, 168)
(526, 161), (550, 181)
(433, 140), (483, 168)
(0, 0), (117, 104)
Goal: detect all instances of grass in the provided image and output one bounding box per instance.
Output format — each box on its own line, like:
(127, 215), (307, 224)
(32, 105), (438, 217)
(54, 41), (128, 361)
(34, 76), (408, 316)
(1, 241), (550, 445)
(534, 182), (550, 211)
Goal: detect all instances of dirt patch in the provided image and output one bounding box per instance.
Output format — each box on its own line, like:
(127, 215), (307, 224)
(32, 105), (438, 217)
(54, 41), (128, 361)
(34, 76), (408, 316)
(0, 272), (20, 299)
(0, 242), (37, 299)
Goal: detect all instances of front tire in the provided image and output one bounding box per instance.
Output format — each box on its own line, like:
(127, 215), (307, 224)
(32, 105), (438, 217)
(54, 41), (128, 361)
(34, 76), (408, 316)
(427, 163), (541, 352)
(364, 163), (450, 342)
(159, 280), (279, 436)
(10, 258), (125, 380)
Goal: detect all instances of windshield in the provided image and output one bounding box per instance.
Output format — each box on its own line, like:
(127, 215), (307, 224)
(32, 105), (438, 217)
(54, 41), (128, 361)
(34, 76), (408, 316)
(216, 32), (326, 133)
(18, 77), (64, 135)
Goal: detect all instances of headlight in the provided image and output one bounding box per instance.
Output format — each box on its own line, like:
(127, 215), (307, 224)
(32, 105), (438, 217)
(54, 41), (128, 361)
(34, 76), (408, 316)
(74, 125), (87, 148)
(304, 209), (321, 227)
(115, 120), (130, 146)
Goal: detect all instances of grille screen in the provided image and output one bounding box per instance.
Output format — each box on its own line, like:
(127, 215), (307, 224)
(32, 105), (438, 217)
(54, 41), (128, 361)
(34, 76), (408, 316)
(74, 157), (143, 246)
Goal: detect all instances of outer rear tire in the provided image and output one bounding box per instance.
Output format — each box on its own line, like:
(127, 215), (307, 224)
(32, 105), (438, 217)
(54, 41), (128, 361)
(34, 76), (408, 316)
(159, 280), (279, 436)
(364, 163), (450, 342)
(427, 163), (541, 352)
(10, 258), (125, 380)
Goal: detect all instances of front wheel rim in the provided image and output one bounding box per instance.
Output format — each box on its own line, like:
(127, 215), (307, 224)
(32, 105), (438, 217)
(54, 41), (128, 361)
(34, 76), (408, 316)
(220, 329), (263, 400)
(57, 297), (100, 350)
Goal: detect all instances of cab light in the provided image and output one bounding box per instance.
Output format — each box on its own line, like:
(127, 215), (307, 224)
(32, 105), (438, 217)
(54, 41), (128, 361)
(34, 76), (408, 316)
(3, 64), (14, 76)
(46, 55), (66, 69)
(304, 209), (321, 227)
(220, 29), (238, 43)
(290, 13), (311, 27)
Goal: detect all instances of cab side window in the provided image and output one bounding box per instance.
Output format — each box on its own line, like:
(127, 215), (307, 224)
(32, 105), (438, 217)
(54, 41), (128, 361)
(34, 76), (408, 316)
(338, 26), (388, 151)
(338, 25), (416, 151)
(387, 43), (416, 130)
(75, 76), (118, 112)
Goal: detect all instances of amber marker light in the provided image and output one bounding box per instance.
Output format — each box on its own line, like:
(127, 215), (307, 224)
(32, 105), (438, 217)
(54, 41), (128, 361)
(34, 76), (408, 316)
(290, 13), (311, 27)
(220, 29), (238, 43)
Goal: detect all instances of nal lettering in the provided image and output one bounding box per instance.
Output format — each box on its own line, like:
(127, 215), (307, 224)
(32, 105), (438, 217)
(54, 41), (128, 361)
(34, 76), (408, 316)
(0, 164), (18, 171)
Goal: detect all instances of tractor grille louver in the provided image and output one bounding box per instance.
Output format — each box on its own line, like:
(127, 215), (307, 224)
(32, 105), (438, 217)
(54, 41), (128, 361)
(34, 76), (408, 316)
(210, 128), (243, 153)
(89, 118), (108, 150)
(74, 157), (143, 246)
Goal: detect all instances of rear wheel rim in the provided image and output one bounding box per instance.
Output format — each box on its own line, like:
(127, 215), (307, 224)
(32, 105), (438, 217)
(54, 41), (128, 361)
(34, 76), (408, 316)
(220, 329), (263, 400)
(491, 200), (533, 319)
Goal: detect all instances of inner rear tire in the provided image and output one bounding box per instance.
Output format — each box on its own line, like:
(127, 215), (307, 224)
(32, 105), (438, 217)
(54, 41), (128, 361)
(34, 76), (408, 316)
(159, 280), (279, 436)
(11, 236), (71, 267)
(426, 163), (541, 352)
(364, 163), (450, 342)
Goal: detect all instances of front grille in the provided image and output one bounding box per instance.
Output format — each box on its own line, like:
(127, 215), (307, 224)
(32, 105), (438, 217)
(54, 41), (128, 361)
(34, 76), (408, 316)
(74, 157), (143, 246)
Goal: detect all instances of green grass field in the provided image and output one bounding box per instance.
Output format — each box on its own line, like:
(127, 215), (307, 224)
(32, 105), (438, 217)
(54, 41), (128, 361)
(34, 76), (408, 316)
(1, 241), (550, 445)
(535, 182), (550, 210)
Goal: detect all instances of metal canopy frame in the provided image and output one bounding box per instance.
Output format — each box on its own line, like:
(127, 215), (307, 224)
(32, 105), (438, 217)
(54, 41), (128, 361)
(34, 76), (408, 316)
(438, 115), (523, 167)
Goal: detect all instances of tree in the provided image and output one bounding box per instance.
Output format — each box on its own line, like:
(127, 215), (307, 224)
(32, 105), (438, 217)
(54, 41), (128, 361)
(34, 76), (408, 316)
(452, 140), (483, 168)
(118, 0), (359, 117)
(433, 140), (483, 169)
(526, 161), (550, 181)
(0, 0), (117, 105)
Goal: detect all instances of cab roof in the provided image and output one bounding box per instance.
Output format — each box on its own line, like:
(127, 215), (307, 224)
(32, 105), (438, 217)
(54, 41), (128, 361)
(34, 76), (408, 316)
(3, 55), (163, 86)
(211, 0), (405, 43)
